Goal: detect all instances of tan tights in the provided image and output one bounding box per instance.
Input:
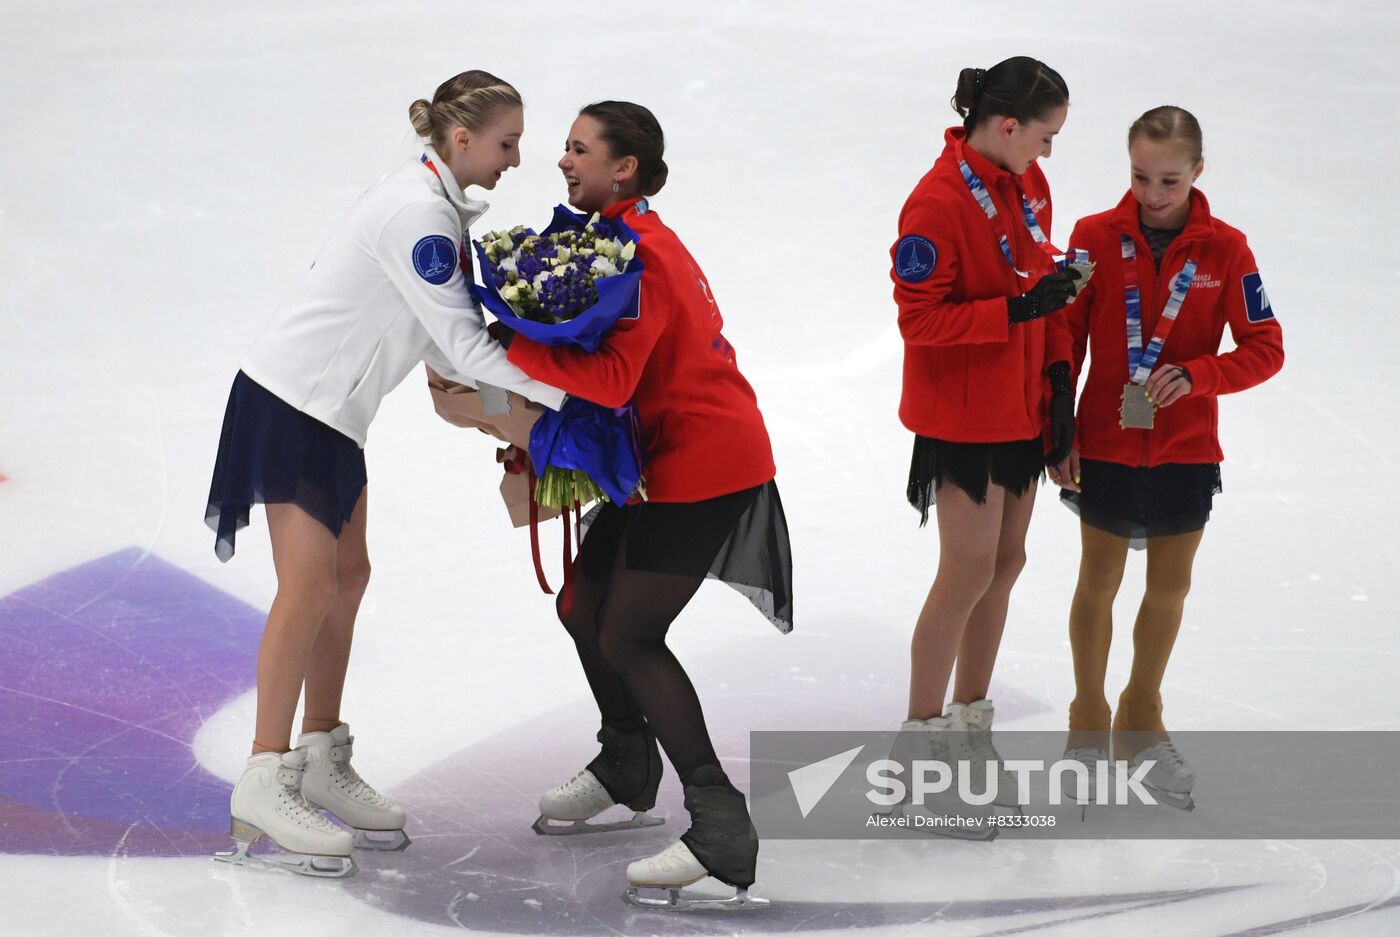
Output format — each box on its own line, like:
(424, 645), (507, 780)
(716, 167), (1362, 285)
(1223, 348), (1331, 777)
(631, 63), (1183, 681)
(251, 491), (371, 755)
(1066, 523), (1203, 757)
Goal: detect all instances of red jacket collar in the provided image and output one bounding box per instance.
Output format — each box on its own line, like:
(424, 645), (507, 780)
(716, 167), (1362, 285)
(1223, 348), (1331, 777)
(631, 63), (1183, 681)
(1108, 187), (1214, 241)
(941, 126), (1020, 184)
(603, 196), (647, 220)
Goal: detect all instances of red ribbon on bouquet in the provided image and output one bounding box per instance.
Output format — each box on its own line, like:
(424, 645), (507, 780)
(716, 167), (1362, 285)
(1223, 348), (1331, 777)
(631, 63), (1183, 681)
(507, 453), (582, 596)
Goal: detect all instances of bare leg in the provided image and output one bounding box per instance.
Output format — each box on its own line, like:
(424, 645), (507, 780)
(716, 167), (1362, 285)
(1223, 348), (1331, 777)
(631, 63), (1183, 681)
(1114, 528), (1205, 757)
(252, 503), (340, 755)
(302, 489), (370, 736)
(951, 484), (1038, 705)
(1066, 524), (1131, 740)
(907, 483), (1005, 721)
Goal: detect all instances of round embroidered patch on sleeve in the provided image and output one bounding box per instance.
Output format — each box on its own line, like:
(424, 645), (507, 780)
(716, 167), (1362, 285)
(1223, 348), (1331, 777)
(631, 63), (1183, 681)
(413, 235), (458, 285)
(894, 235), (938, 283)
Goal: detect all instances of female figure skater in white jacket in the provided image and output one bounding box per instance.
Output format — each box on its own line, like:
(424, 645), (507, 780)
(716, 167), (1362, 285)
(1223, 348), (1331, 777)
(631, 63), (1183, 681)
(205, 69), (563, 877)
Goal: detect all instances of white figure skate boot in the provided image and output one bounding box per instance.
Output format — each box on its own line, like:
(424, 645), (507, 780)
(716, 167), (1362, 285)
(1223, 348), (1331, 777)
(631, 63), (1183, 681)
(214, 748), (356, 877)
(299, 723), (410, 851)
(884, 714), (996, 841)
(948, 699), (1023, 811)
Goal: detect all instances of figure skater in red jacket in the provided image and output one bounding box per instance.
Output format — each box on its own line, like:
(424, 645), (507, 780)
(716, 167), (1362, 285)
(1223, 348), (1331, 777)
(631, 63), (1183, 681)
(889, 57), (1081, 827)
(505, 101), (791, 909)
(1048, 106), (1284, 809)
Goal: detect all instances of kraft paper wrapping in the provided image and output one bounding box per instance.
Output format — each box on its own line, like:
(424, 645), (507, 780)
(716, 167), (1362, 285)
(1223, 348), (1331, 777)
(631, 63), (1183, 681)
(424, 366), (559, 528)
(497, 445), (562, 528)
(424, 365), (541, 450)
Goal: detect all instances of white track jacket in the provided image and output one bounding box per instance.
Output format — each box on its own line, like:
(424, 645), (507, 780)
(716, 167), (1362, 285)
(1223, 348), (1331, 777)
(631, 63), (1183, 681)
(240, 145), (564, 447)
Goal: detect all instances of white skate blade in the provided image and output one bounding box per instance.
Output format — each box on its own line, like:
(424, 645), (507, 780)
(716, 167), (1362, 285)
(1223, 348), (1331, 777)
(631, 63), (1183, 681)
(622, 885), (770, 912)
(531, 810), (664, 836)
(212, 837), (357, 878)
(1145, 786), (1195, 811)
(351, 827), (411, 851)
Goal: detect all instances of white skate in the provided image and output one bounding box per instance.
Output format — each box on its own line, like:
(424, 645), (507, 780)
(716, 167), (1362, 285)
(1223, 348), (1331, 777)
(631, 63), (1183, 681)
(949, 699), (1023, 812)
(622, 840), (768, 911)
(299, 723), (410, 851)
(532, 768), (664, 836)
(881, 715), (997, 841)
(1131, 739), (1196, 811)
(1059, 746), (1110, 819)
(213, 749), (356, 877)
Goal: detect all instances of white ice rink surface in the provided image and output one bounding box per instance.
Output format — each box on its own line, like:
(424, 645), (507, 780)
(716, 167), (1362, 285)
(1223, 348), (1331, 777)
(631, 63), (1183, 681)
(3, 1), (1399, 935)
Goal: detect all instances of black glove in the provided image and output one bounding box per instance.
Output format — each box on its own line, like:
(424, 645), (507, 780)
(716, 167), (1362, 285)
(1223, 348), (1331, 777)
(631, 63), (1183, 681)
(1007, 268), (1083, 323)
(1046, 360), (1075, 464)
(488, 320), (517, 349)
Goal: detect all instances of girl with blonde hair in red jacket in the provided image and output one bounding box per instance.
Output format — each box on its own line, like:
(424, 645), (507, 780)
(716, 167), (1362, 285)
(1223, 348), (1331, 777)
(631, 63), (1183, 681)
(1048, 106), (1284, 808)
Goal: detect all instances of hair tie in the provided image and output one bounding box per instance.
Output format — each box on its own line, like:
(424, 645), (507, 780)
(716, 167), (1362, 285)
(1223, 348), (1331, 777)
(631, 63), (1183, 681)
(974, 68), (987, 90)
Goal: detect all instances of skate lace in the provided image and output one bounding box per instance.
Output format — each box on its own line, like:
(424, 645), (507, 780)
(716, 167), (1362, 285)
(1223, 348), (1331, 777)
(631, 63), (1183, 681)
(904, 730), (947, 764)
(1063, 746), (1106, 764)
(1140, 741), (1185, 773)
(329, 745), (392, 809)
(653, 840), (699, 871)
(277, 768), (341, 834)
(558, 769), (603, 801)
(965, 728), (1006, 772)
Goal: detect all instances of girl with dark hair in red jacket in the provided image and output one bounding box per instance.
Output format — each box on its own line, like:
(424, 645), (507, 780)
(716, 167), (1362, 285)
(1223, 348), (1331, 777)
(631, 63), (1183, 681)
(504, 101), (791, 909)
(1048, 106), (1284, 809)
(888, 57), (1082, 823)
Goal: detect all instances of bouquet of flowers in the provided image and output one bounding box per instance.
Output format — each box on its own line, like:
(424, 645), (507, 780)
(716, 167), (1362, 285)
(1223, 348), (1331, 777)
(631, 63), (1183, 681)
(471, 206), (647, 510)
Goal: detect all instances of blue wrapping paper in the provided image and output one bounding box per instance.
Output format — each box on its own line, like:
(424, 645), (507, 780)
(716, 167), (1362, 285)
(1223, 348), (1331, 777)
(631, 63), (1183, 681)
(471, 205), (647, 504)
(470, 206), (644, 354)
(528, 397), (644, 506)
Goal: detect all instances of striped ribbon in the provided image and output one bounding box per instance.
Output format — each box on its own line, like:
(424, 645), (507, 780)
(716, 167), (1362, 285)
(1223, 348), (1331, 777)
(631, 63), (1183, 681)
(421, 154), (473, 274)
(1121, 234), (1197, 385)
(958, 158), (1052, 273)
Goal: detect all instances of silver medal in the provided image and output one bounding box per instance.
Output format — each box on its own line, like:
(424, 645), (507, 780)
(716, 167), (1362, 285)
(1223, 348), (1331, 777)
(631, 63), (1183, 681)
(1120, 383), (1156, 430)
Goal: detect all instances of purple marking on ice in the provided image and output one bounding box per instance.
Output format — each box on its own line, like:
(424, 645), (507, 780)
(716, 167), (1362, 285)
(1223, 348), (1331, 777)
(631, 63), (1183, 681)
(0, 548), (261, 856)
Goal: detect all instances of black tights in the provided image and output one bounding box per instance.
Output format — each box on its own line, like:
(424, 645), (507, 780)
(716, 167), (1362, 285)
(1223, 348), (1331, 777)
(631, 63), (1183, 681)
(557, 520), (726, 787)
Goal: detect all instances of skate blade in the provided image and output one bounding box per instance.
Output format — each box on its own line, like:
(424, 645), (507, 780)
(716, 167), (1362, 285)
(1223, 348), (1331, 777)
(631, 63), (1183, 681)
(622, 885), (770, 912)
(352, 828), (411, 851)
(212, 838), (358, 878)
(532, 810), (664, 836)
(1145, 788), (1195, 811)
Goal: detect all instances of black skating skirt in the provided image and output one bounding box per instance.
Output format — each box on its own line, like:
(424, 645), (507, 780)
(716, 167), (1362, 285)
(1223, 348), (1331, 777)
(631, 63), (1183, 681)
(205, 371), (367, 562)
(906, 435), (1045, 526)
(1060, 458), (1221, 549)
(577, 480), (793, 633)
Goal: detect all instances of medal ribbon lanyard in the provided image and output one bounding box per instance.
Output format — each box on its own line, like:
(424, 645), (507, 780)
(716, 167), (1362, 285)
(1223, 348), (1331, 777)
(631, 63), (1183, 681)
(1120, 233), (1196, 384)
(958, 158), (1055, 277)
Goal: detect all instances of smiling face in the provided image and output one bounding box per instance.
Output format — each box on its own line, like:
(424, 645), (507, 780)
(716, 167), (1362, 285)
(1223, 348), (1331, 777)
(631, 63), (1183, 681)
(558, 115), (636, 214)
(1129, 136), (1203, 228)
(449, 105), (523, 191)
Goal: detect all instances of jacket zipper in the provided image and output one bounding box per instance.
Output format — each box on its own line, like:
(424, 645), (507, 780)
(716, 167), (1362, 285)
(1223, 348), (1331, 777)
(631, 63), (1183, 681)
(1008, 176), (1039, 434)
(1138, 229), (1196, 467)
(1141, 229), (1161, 468)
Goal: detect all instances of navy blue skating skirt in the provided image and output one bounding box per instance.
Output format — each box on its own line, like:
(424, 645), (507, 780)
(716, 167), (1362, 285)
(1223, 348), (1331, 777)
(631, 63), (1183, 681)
(205, 371), (367, 562)
(1060, 458), (1221, 549)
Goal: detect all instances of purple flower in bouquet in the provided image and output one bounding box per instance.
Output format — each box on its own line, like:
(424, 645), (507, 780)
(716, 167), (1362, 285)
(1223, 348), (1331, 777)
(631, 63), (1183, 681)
(478, 216), (637, 327)
(471, 208), (647, 510)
